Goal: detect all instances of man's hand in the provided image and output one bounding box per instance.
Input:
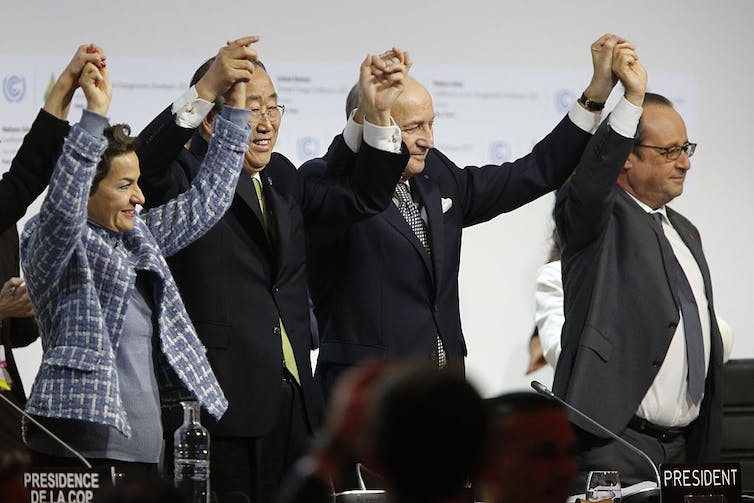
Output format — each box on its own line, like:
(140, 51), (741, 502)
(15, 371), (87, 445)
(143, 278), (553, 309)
(583, 33), (627, 106)
(612, 43), (647, 107)
(357, 48), (411, 126)
(194, 36), (260, 103)
(44, 44), (107, 120)
(79, 62), (112, 116)
(526, 332), (547, 374)
(0, 278), (34, 321)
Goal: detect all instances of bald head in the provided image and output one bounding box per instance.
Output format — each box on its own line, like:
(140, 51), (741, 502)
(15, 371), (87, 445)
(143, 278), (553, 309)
(392, 76), (431, 115)
(391, 76), (435, 179)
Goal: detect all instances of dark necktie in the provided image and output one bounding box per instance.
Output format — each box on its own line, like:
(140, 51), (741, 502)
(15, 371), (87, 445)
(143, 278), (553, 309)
(651, 212), (705, 404)
(394, 183), (446, 368)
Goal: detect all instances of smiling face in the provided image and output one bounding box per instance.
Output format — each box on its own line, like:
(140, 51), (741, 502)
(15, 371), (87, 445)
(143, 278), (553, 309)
(243, 68), (280, 174)
(391, 77), (435, 180)
(87, 151), (144, 232)
(617, 104), (691, 209)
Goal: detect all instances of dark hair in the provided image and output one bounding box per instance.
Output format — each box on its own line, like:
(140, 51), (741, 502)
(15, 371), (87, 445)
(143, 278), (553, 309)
(190, 56), (268, 114)
(90, 124), (139, 196)
(345, 83), (361, 119)
(486, 391), (565, 446)
(633, 92), (674, 158)
(487, 391), (563, 418)
(547, 226), (562, 263)
(370, 365), (487, 503)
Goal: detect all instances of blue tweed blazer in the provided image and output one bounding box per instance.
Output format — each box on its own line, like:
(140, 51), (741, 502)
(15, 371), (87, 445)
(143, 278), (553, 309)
(20, 113), (248, 435)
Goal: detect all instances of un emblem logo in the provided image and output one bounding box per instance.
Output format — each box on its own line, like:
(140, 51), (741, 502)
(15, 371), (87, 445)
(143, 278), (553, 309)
(3, 75), (26, 103)
(489, 140), (512, 164)
(554, 89), (575, 115)
(296, 136), (319, 161)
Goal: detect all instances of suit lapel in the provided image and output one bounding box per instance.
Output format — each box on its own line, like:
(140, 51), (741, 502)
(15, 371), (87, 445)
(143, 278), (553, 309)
(413, 174), (443, 289)
(236, 172), (266, 231)
(382, 195), (434, 281)
(667, 208), (724, 368)
(646, 212), (682, 310)
(234, 172), (277, 270)
(667, 208), (712, 293)
(262, 173), (291, 270)
(619, 192), (680, 309)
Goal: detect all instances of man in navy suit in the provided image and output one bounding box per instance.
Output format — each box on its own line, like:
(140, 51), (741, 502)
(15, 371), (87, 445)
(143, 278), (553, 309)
(302, 34), (626, 398)
(554, 42), (723, 485)
(137, 40), (409, 502)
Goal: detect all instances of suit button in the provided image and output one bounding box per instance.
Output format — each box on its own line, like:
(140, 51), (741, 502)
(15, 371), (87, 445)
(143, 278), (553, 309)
(652, 360), (662, 368)
(433, 304), (438, 313)
(273, 286), (279, 294)
(667, 321), (677, 329)
(273, 326), (281, 336)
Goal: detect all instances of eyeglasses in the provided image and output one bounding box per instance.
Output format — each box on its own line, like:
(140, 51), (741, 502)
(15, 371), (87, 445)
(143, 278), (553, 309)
(249, 105), (285, 124)
(635, 142), (697, 160)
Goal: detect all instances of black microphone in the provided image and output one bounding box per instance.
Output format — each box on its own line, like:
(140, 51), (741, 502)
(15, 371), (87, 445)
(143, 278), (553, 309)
(530, 380), (662, 497)
(0, 391), (92, 468)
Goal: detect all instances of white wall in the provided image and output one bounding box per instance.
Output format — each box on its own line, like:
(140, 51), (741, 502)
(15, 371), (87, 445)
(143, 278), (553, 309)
(2, 0), (753, 397)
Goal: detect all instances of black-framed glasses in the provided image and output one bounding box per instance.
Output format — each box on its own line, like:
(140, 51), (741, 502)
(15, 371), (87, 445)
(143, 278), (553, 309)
(635, 142), (696, 160)
(249, 104), (285, 124)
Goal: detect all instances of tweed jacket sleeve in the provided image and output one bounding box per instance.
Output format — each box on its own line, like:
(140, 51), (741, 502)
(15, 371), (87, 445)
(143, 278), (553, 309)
(21, 123), (107, 289)
(141, 112), (249, 258)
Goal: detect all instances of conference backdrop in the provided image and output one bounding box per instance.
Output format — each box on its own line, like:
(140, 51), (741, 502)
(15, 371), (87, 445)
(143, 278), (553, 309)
(2, 0), (751, 396)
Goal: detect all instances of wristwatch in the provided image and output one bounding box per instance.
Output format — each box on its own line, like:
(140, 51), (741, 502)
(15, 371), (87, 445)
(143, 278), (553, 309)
(578, 92), (605, 112)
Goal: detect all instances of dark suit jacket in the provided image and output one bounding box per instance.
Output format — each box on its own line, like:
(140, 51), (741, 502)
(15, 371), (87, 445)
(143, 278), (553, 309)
(0, 109), (70, 234)
(138, 108), (407, 436)
(301, 115), (591, 396)
(0, 109), (67, 449)
(553, 121), (722, 461)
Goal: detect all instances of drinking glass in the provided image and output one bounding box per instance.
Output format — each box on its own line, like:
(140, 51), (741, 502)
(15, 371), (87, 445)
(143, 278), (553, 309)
(586, 470), (621, 503)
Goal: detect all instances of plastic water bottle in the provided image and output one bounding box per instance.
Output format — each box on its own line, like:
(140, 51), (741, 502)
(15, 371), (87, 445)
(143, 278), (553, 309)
(174, 400), (210, 503)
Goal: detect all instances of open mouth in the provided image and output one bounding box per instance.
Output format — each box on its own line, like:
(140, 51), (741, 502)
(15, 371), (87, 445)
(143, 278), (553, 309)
(252, 139), (271, 149)
(122, 210), (135, 218)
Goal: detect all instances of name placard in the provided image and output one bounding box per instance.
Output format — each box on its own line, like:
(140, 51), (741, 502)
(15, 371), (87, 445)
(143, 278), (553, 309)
(22, 467), (115, 503)
(661, 463), (741, 503)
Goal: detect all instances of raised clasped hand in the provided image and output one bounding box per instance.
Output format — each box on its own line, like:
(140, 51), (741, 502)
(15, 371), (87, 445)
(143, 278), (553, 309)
(611, 42), (647, 107)
(195, 36), (260, 103)
(79, 61), (112, 116)
(359, 47), (412, 126)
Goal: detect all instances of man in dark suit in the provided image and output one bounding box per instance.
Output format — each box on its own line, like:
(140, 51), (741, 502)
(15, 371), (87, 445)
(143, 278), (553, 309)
(0, 45), (107, 451)
(137, 42), (409, 502)
(302, 34), (624, 398)
(553, 43), (722, 485)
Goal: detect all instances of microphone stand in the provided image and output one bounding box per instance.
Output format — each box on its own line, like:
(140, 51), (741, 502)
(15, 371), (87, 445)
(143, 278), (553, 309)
(531, 380), (661, 502)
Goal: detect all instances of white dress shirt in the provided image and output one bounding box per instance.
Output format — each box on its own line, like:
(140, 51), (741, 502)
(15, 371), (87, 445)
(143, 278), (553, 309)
(627, 195), (712, 427)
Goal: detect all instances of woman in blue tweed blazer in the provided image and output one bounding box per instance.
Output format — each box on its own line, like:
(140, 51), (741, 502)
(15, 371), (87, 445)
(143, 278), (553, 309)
(19, 57), (251, 468)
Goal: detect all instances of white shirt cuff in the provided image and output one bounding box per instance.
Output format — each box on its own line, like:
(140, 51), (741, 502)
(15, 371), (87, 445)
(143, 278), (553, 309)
(171, 86), (214, 129)
(363, 117), (401, 154)
(568, 102), (602, 134)
(608, 97), (643, 139)
(343, 110), (364, 153)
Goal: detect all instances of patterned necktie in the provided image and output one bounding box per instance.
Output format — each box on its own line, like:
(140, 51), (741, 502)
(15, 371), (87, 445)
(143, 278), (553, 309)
(253, 177), (301, 384)
(651, 212), (705, 404)
(394, 182), (446, 368)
